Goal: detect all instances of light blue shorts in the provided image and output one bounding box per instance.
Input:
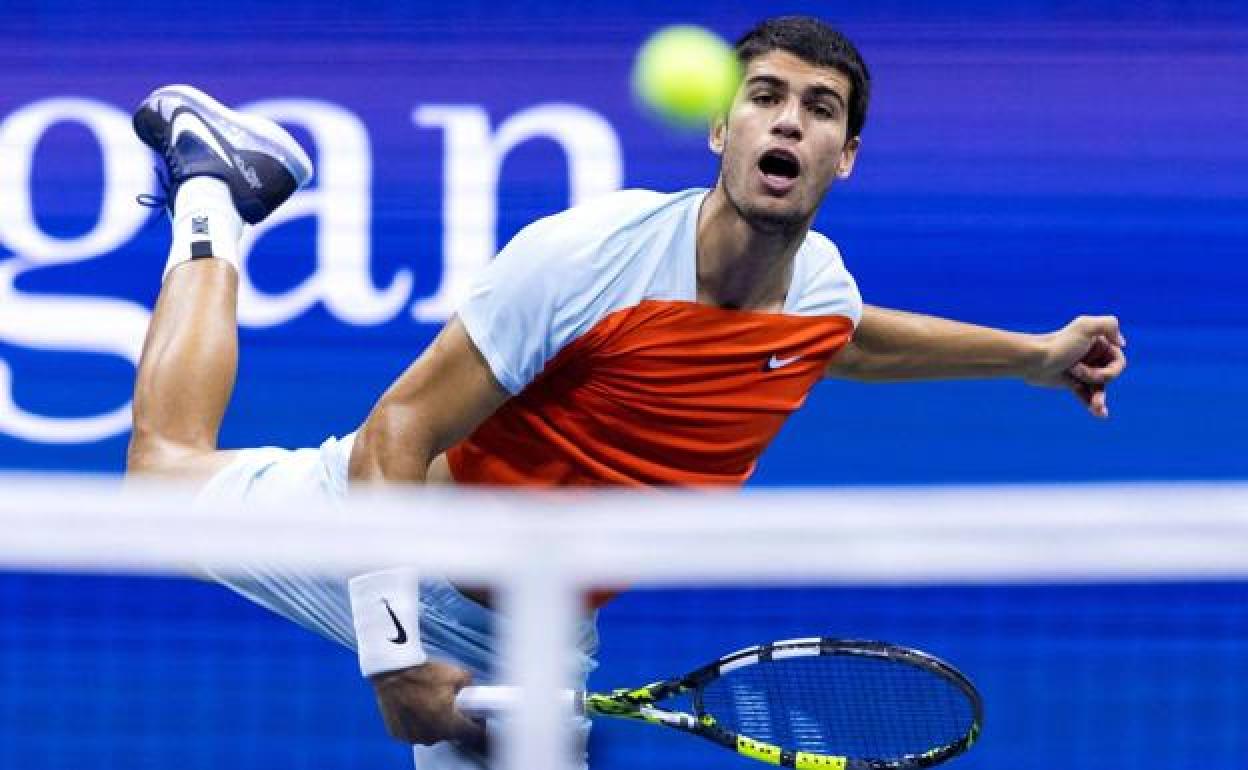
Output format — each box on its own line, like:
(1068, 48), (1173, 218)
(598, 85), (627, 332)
(195, 433), (597, 769)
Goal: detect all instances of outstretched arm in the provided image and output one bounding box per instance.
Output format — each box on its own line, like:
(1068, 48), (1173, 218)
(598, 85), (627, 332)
(826, 305), (1127, 417)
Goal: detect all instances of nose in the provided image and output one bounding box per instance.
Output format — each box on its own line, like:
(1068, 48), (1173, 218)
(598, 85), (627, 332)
(770, 96), (802, 141)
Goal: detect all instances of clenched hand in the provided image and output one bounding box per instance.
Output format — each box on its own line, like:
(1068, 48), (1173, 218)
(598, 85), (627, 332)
(1026, 315), (1127, 418)
(370, 660), (487, 751)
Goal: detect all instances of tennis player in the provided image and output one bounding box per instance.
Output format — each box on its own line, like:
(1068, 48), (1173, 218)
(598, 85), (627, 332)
(125, 16), (1125, 769)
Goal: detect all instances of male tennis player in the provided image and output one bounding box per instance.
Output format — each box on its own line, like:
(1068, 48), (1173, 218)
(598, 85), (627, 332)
(126, 15), (1125, 769)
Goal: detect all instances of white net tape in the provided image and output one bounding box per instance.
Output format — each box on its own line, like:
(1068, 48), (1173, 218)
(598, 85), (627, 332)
(6, 476), (1248, 581)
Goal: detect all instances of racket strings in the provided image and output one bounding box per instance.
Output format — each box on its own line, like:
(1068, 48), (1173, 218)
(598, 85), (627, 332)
(698, 654), (974, 760)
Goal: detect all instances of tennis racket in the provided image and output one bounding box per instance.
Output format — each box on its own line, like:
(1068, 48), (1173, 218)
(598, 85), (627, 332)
(456, 637), (982, 770)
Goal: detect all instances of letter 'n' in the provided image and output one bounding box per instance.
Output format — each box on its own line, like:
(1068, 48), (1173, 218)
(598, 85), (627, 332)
(411, 105), (623, 322)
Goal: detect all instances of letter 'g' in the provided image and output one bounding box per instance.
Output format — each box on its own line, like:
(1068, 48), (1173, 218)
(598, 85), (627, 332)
(0, 98), (152, 443)
(0, 97), (152, 263)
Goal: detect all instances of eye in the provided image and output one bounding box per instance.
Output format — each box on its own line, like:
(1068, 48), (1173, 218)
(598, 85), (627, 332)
(751, 91), (779, 106)
(810, 103), (838, 120)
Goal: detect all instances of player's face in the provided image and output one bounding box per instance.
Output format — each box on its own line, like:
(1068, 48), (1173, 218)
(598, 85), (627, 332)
(710, 51), (861, 233)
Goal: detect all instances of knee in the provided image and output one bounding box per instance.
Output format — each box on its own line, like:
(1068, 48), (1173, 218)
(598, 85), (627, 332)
(125, 430), (190, 477)
(127, 429), (235, 483)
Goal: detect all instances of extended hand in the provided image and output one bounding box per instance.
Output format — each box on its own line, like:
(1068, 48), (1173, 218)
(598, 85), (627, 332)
(370, 660), (487, 750)
(1026, 316), (1127, 418)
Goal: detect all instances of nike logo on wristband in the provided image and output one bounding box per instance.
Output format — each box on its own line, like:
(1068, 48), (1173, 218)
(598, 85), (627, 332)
(381, 599), (408, 644)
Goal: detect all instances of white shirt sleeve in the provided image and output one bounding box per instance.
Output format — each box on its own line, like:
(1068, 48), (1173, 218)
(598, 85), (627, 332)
(455, 189), (694, 393)
(455, 217), (565, 394)
(792, 232), (864, 326)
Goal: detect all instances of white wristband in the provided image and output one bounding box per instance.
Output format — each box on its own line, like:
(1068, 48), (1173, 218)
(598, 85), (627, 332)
(349, 567), (428, 677)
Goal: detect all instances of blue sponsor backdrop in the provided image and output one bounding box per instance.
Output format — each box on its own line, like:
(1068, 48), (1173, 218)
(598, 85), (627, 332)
(2, 1), (1246, 769)
(2, 0), (1245, 481)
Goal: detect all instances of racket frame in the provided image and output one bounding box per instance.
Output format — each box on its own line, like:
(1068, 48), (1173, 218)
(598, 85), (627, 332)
(584, 637), (983, 770)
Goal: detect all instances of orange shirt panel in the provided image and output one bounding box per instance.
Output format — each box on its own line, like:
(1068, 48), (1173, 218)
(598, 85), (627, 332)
(448, 300), (854, 487)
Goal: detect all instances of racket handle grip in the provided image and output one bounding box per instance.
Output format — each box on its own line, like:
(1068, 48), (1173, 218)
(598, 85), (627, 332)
(455, 686), (583, 716)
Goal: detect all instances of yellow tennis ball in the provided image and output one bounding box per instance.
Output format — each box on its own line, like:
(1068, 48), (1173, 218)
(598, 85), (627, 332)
(632, 25), (742, 127)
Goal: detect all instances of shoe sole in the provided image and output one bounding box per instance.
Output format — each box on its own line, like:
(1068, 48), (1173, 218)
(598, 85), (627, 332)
(139, 83), (314, 188)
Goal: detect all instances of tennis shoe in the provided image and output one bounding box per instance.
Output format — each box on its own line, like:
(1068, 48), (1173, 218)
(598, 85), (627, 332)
(133, 84), (312, 224)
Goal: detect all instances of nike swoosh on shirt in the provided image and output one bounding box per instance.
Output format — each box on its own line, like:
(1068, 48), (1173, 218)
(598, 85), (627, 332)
(381, 599), (408, 644)
(765, 354), (802, 370)
(170, 110), (234, 168)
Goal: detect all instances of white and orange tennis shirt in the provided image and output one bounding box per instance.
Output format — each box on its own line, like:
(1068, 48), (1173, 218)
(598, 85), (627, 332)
(448, 188), (861, 487)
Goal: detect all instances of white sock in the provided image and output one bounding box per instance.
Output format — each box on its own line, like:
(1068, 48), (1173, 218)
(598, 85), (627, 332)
(164, 177), (243, 281)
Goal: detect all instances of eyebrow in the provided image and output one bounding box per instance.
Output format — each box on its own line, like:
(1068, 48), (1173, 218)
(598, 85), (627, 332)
(745, 74), (847, 109)
(806, 84), (847, 110)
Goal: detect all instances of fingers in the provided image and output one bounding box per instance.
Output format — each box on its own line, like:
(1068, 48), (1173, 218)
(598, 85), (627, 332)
(1068, 336), (1127, 385)
(1064, 373), (1108, 418)
(390, 701), (482, 747)
(1086, 385), (1108, 419)
(1064, 332), (1126, 420)
(447, 668), (488, 747)
(450, 712), (489, 753)
(1074, 315), (1126, 348)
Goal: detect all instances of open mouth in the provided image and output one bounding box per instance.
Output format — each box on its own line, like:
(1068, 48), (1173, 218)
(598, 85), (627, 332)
(758, 148), (801, 180)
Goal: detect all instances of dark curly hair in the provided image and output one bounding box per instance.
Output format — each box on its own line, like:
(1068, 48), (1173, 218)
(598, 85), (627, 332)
(735, 16), (871, 139)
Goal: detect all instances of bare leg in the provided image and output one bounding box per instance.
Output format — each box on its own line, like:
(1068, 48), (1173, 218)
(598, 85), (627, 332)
(127, 259), (241, 480)
(125, 84), (313, 480)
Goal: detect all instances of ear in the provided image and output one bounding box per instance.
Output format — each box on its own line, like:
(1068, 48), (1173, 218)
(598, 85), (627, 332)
(708, 115), (726, 156)
(836, 136), (861, 179)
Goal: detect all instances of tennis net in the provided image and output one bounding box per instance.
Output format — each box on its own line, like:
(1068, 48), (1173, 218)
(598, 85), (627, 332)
(1, 477), (1246, 770)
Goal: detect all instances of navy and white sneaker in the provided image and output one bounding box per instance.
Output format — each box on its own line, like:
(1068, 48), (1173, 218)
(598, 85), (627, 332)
(133, 84), (312, 224)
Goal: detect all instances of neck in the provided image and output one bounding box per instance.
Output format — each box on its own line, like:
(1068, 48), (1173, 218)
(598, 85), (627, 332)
(695, 183), (811, 311)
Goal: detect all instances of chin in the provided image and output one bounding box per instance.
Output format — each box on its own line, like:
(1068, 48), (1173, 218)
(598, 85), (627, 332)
(739, 198), (808, 233)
